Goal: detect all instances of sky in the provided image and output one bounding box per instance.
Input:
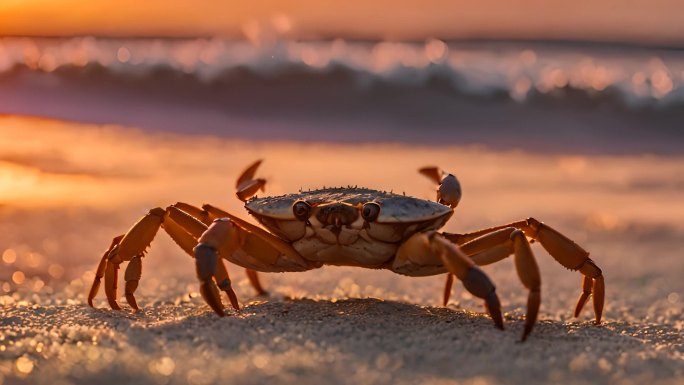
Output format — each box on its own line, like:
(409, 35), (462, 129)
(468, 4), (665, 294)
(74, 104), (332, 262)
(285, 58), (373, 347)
(1, 0), (684, 44)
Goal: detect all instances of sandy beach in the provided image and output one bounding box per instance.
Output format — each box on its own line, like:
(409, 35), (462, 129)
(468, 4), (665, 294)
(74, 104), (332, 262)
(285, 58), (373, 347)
(0, 117), (682, 385)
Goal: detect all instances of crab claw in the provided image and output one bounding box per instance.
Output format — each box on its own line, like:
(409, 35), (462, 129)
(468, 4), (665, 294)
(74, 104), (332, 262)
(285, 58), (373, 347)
(419, 166), (462, 208)
(236, 160), (267, 201)
(418, 166), (442, 185)
(194, 243), (226, 316)
(438, 174), (462, 208)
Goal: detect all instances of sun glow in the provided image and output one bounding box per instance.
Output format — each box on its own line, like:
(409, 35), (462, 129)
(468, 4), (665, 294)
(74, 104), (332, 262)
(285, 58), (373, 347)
(1, 1), (684, 45)
(1, 116), (683, 232)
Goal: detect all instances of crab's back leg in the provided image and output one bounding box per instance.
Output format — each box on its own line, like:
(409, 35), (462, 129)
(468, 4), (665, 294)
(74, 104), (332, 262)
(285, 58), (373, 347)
(88, 235), (123, 308)
(245, 269), (268, 296)
(90, 207), (182, 311)
(442, 273), (454, 307)
(444, 218), (604, 325)
(88, 205), (240, 313)
(392, 232), (504, 330)
(94, 208), (166, 310)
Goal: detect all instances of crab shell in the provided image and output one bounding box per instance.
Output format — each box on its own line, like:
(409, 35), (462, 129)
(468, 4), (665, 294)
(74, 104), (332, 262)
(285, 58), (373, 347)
(245, 187), (453, 266)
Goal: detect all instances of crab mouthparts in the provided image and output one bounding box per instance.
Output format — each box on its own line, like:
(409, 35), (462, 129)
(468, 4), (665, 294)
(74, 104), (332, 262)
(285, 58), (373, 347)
(315, 203), (359, 228)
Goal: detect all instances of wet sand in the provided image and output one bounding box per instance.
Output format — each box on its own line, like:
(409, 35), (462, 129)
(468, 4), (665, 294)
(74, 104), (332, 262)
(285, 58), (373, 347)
(0, 117), (682, 384)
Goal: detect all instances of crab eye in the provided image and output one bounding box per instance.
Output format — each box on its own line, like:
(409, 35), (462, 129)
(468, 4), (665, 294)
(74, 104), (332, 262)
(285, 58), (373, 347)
(292, 200), (312, 221)
(361, 202), (381, 222)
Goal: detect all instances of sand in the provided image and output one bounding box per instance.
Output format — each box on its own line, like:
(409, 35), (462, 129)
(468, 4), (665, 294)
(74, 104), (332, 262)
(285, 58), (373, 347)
(0, 118), (682, 385)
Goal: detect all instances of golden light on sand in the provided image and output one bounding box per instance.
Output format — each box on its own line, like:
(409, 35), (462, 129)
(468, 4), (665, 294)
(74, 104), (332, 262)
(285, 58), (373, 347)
(11, 271), (25, 285)
(0, 116), (683, 233)
(48, 264), (65, 279)
(149, 357), (176, 376)
(15, 356), (34, 374)
(2, 249), (17, 264)
(0, 161), (111, 207)
(33, 279), (45, 291)
(667, 292), (680, 303)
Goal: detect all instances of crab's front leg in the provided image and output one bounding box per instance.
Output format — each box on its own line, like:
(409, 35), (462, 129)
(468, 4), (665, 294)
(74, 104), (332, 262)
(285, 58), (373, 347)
(192, 213), (316, 316)
(393, 232), (504, 330)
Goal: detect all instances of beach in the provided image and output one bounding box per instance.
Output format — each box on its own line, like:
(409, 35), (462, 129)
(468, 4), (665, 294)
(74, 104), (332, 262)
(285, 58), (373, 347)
(0, 117), (682, 385)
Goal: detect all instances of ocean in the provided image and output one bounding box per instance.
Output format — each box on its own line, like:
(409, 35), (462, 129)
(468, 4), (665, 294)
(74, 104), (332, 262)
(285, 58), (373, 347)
(1, 37), (683, 154)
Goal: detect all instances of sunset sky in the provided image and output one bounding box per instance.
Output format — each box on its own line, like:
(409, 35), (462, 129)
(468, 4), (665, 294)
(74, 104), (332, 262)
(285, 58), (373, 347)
(1, 0), (684, 44)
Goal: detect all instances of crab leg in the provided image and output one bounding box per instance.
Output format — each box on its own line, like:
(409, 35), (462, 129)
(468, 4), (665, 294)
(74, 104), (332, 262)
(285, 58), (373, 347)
(193, 217), (314, 315)
(195, 203), (270, 296)
(164, 203), (246, 314)
(124, 254), (143, 310)
(442, 273), (454, 306)
(88, 235), (123, 307)
(443, 217), (604, 324)
(419, 166), (463, 308)
(104, 257), (121, 310)
(394, 232), (504, 329)
(162, 208), (241, 310)
(194, 243), (227, 316)
(89, 204), (240, 312)
(451, 228), (541, 341)
(94, 208), (166, 310)
(245, 269), (268, 296)
(215, 260), (241, 310)
(174, 201), (270, 296)
(431, 235), (504, 330)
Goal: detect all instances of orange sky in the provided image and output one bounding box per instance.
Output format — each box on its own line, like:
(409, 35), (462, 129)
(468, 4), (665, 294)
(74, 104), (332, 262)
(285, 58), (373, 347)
(1, 0), (683, 44)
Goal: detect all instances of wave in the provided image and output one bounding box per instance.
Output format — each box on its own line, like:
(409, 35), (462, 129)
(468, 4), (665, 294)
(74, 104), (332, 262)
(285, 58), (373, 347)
(2, 37), (684, 110)
(2, 37), (684, 154)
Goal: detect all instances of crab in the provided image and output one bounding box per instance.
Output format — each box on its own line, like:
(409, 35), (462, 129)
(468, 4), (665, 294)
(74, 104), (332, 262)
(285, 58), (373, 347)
(88, 160), (604, 341)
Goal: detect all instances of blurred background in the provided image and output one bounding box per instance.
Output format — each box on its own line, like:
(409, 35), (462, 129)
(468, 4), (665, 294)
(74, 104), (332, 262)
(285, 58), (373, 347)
(1, 1), (684, 152)
(0, 2), (683, 384)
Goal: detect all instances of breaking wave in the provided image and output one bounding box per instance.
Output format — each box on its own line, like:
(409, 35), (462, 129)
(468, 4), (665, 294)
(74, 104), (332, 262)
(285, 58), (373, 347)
(2, 37), (684, 110)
